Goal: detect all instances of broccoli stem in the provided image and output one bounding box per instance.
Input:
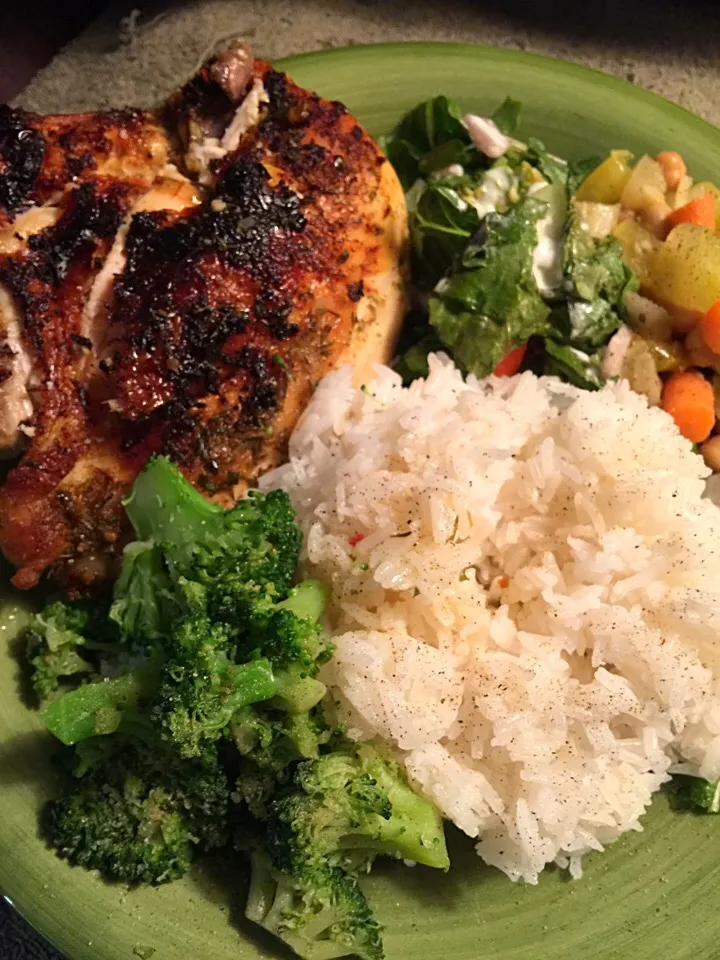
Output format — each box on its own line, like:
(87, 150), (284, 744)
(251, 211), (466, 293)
(278, 581), (329, 622)
(123, 456), (222, 543)
(111, 541), (175, 640)
(273, 674), (327, 713)
(245, 851), (279, 925)
(42, 672), (141, 745)
(271, 580), (330, 712)
(678, 776), (720, 813)
(41, 655), (163, 746)
(217, 658), (280, 722)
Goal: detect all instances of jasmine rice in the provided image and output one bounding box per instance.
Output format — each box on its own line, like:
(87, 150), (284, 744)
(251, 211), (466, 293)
(261, 353), (720, 884)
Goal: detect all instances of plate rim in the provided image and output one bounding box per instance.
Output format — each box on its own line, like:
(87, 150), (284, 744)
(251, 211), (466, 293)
(276, 40), (720, 148)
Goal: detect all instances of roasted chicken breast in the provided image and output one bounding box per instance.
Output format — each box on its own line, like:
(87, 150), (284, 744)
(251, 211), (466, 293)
(0, 43), (408, 590)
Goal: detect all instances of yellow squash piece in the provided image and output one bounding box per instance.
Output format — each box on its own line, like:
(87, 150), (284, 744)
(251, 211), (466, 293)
(612, 219), (662, 289)
(645, 338), (686, 373)
(621, 335), (662, 406)
(651, 223), (720, 312)
(574, 201), (621, 239)
(576, 150), (633, 204)
(620, 155), (667, 212)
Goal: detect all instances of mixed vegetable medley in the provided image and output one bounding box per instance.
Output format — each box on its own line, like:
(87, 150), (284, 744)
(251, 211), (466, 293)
(384, 96), (720, 467)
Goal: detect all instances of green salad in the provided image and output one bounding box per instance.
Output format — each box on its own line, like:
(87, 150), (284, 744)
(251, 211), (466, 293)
(383, 95), (638, 389)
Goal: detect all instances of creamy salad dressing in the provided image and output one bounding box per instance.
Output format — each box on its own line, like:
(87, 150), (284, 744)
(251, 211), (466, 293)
(465, 166), (516, 219)
(529, 182), (566, 295)
(461, 172), (565, 295)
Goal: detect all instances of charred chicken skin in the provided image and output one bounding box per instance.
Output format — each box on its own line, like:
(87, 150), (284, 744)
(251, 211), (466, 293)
(0, 43), (408, 591)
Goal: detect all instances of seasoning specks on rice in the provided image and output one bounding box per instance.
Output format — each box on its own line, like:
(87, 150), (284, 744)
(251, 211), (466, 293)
(262, 353), (720, 884)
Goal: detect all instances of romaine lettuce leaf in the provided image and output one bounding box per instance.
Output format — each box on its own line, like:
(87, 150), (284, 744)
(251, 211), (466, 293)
(543, 339), (602, 390)
(491, 97), (523, 136)
(428, 196), (550, 377)
(439, 196), (549, 315)
(379, 95), (475, 189)
(385, 93), (636, 391)
(525, 137), (569, 188)
(428, 302), (515, 376)
(564, 212), (635, 303)
(560, 209), (638, 350)
(410, 176), (482, 289)
(395, 95), (469, 155)
(567, 300), (623, 349)
(382, 96), (524, 192)
(381, 138), (422, 193)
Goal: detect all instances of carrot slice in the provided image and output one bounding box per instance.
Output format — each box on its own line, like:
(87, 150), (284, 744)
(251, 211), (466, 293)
(493, 344), (527, 377)
(700, 298), (720, 354)
(661, 369), (715, 442)
(666, 194), (716, 230)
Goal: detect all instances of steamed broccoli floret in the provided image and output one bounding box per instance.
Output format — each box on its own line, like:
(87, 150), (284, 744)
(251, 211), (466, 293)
(113, 457), (303, 642)
(154, 614), (279, 757)
(45, 739), (230, 885)
(247, 583), (333, 715)
(232, 705), (333, 818)
(233, 705), (332, 772)
(39, 460), (331, 764)
(268, 743), (450, 872)
(108, 459), (331, 760)
(110, 540), (176, 641)
(206, 580), (332, 698)
(26, 600), (118, 704)
(151, 599), (329, 760)
(246, 852), (383, 960)
(27, 456), (436, 960)
(246, 742), (447, 958)
(267, 742), (450, 874)
(234, 594), (331, 671)
(182, 487), (302, 596)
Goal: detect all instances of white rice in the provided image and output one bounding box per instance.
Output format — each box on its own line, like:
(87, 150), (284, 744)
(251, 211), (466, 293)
(261, 354), (720, 884)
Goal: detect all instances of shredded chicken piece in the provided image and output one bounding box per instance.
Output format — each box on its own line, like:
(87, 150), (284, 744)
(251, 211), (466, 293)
(221, 78), (269, 152)
(188, 78), (269, 185)
(601, 325), (634, 379)
(0, 285), (33, 452)
(463, 114), (511, 159)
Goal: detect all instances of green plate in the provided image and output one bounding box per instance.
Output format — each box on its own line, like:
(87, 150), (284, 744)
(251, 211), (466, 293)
(3, 42), (720, 960)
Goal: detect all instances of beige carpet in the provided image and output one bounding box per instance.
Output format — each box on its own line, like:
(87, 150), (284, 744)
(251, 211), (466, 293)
(14, 0), (720, 126)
